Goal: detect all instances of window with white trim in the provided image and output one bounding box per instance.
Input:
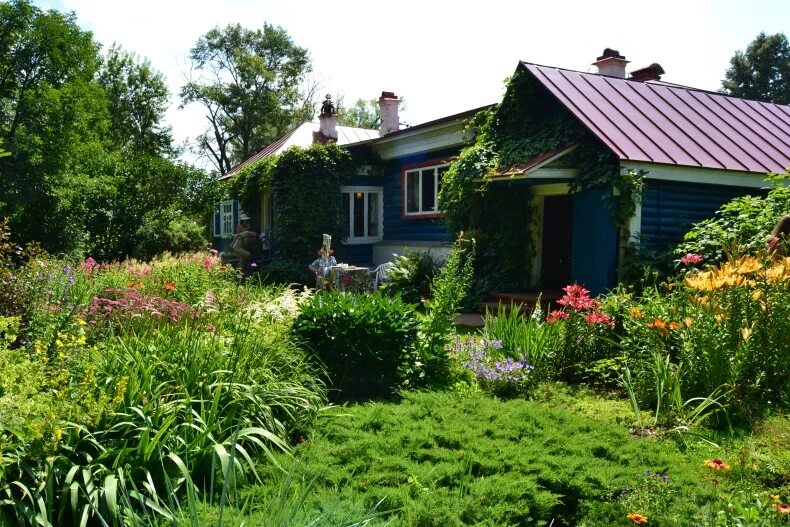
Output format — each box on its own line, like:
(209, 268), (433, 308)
(342, 187), (383, 244)
(219, 200), (234, 237)
(404, 164), (448, 216)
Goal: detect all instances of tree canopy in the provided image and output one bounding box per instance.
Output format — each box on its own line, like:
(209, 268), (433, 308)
(721, 32), (790, 104)
(180, 23), (315, 175)
(337, 98), (379, 129)
(0, 0), (215, 259)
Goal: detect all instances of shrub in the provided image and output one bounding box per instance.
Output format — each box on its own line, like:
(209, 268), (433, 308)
(414, 238), (475, 386)
(134, 207), (208, 259)
(293, 291), (418, 399)
(677, 170), (789, 265)
(256, 258), (314, 287)
(380, 250), (439, 304)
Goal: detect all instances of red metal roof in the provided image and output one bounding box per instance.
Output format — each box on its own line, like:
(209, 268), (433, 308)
(521, 62), (790, 174)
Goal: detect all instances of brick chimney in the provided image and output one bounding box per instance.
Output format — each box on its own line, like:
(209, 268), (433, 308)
(315, 94), (338, 143)
(629, 63), (665, 82)
(592, 48), (629, 78)
(378, 91), (400, 136)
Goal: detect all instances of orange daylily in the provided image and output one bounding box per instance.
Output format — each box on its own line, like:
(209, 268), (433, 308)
(627, 513), (648, 525)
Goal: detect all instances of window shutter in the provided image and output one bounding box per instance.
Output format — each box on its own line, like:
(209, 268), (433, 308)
(232, 200), (239, 230)
(213, 204), (221, 236)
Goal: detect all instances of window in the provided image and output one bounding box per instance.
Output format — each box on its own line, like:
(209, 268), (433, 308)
(219, 200), (234, 237)
(404, 164), (448, 216)
(341, 187), (383, 244)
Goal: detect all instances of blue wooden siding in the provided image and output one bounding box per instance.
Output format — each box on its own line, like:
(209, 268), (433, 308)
(381, 148), (457, 243)
(571, 189), (618, 295)
(340, 244), (373, 266)
(640, 180), (761, 250)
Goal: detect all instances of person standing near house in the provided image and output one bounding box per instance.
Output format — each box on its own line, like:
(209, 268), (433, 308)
(767, 215), (790, 256)
(231, 215), (257, 272)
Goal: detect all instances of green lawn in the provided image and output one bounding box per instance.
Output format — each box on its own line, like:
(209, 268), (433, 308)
(224, 390), (740, 527)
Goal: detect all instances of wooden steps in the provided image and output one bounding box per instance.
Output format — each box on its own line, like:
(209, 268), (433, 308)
(480, 290), (563, 315)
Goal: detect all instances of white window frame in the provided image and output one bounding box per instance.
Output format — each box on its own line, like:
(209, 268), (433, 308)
(342, 186), (383, 244)
(403, 163), (448, 217)
(218, 200), (234, 238)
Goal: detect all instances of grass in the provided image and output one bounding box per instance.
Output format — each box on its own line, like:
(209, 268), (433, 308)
(240, 390), (721, 527)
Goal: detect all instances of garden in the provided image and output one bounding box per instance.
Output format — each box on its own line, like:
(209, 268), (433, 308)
(1, 187), (790, 526)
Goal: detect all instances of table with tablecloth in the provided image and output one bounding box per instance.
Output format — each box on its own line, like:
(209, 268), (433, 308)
(317, 265), (371, 293)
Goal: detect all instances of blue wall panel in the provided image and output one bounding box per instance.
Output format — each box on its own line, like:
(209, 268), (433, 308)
(381, 148), (457, 243)
(571, 189), (618, 295)
(640, 180), (762, 250)
(339, 244), (373, 266)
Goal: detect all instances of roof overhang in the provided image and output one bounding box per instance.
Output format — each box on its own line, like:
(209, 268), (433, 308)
(478, 146), (578, 182)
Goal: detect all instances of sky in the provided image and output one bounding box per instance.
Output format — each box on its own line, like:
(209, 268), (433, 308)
(38, 0), (790, 168)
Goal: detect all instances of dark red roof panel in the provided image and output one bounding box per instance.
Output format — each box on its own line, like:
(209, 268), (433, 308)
(521, 62), (790, 174)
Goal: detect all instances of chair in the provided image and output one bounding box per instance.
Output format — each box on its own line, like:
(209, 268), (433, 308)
(371, 262), (394, 291)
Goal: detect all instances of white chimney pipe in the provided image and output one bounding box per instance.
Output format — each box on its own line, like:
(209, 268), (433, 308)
(315, 94), (338, 143)
(592, 48), (629, 79)
(378, 91), (400, 136)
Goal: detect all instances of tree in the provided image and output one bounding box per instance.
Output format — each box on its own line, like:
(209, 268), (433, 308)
(722, 32), (790, 104)
(0, 0), (214, 259)
(0, 0), (102, 246)
(97, 45), (173, 156)
(337, 98), (379, 129)
(180, 23), (314, 175)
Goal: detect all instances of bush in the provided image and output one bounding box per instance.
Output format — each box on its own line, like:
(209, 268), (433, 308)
(293, 291), (418, 399)
(414, 238), (475, 386)
(134, 207), (208, 259)
(256, 258), (314, 287)
(380, 250), (439, 304)
(677, 170), (789, 265)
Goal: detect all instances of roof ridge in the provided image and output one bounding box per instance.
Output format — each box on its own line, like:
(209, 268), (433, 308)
(518, 60), (790, 108)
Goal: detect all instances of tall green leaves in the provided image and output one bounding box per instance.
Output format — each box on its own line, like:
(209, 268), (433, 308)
(416, 238), (475, 385)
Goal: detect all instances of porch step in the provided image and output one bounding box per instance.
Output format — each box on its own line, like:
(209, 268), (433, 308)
(480, 290), (564, 315)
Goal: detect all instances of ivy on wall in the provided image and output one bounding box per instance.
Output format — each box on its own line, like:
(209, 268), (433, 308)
(439, 68), (644, 295)
(228, 143), (354, 263)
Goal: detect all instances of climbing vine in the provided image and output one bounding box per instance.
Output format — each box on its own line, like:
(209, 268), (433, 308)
(439, 67), (645, 296)
(229, 143), (354, 263)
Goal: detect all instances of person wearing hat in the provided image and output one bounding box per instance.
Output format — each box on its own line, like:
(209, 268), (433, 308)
(231, 214), (256, 272)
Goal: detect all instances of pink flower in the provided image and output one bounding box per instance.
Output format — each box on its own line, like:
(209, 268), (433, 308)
(203, 258), (213, 269)
(81, 256), (98, 275)
(557, 283), (600, 311)
(251, 262), (257, 268)
(547, 310), (569, 324)
(584, 311), (615, 328)
(680, 253), (704, 266)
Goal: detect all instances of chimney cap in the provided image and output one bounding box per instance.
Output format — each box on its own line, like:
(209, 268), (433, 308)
(596, 48), (625, 61)
(629, 63), (666, 82)
(379, 91), (398, 100)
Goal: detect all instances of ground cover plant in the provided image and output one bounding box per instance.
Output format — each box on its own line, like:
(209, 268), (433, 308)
(240, 391), (790, 527)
